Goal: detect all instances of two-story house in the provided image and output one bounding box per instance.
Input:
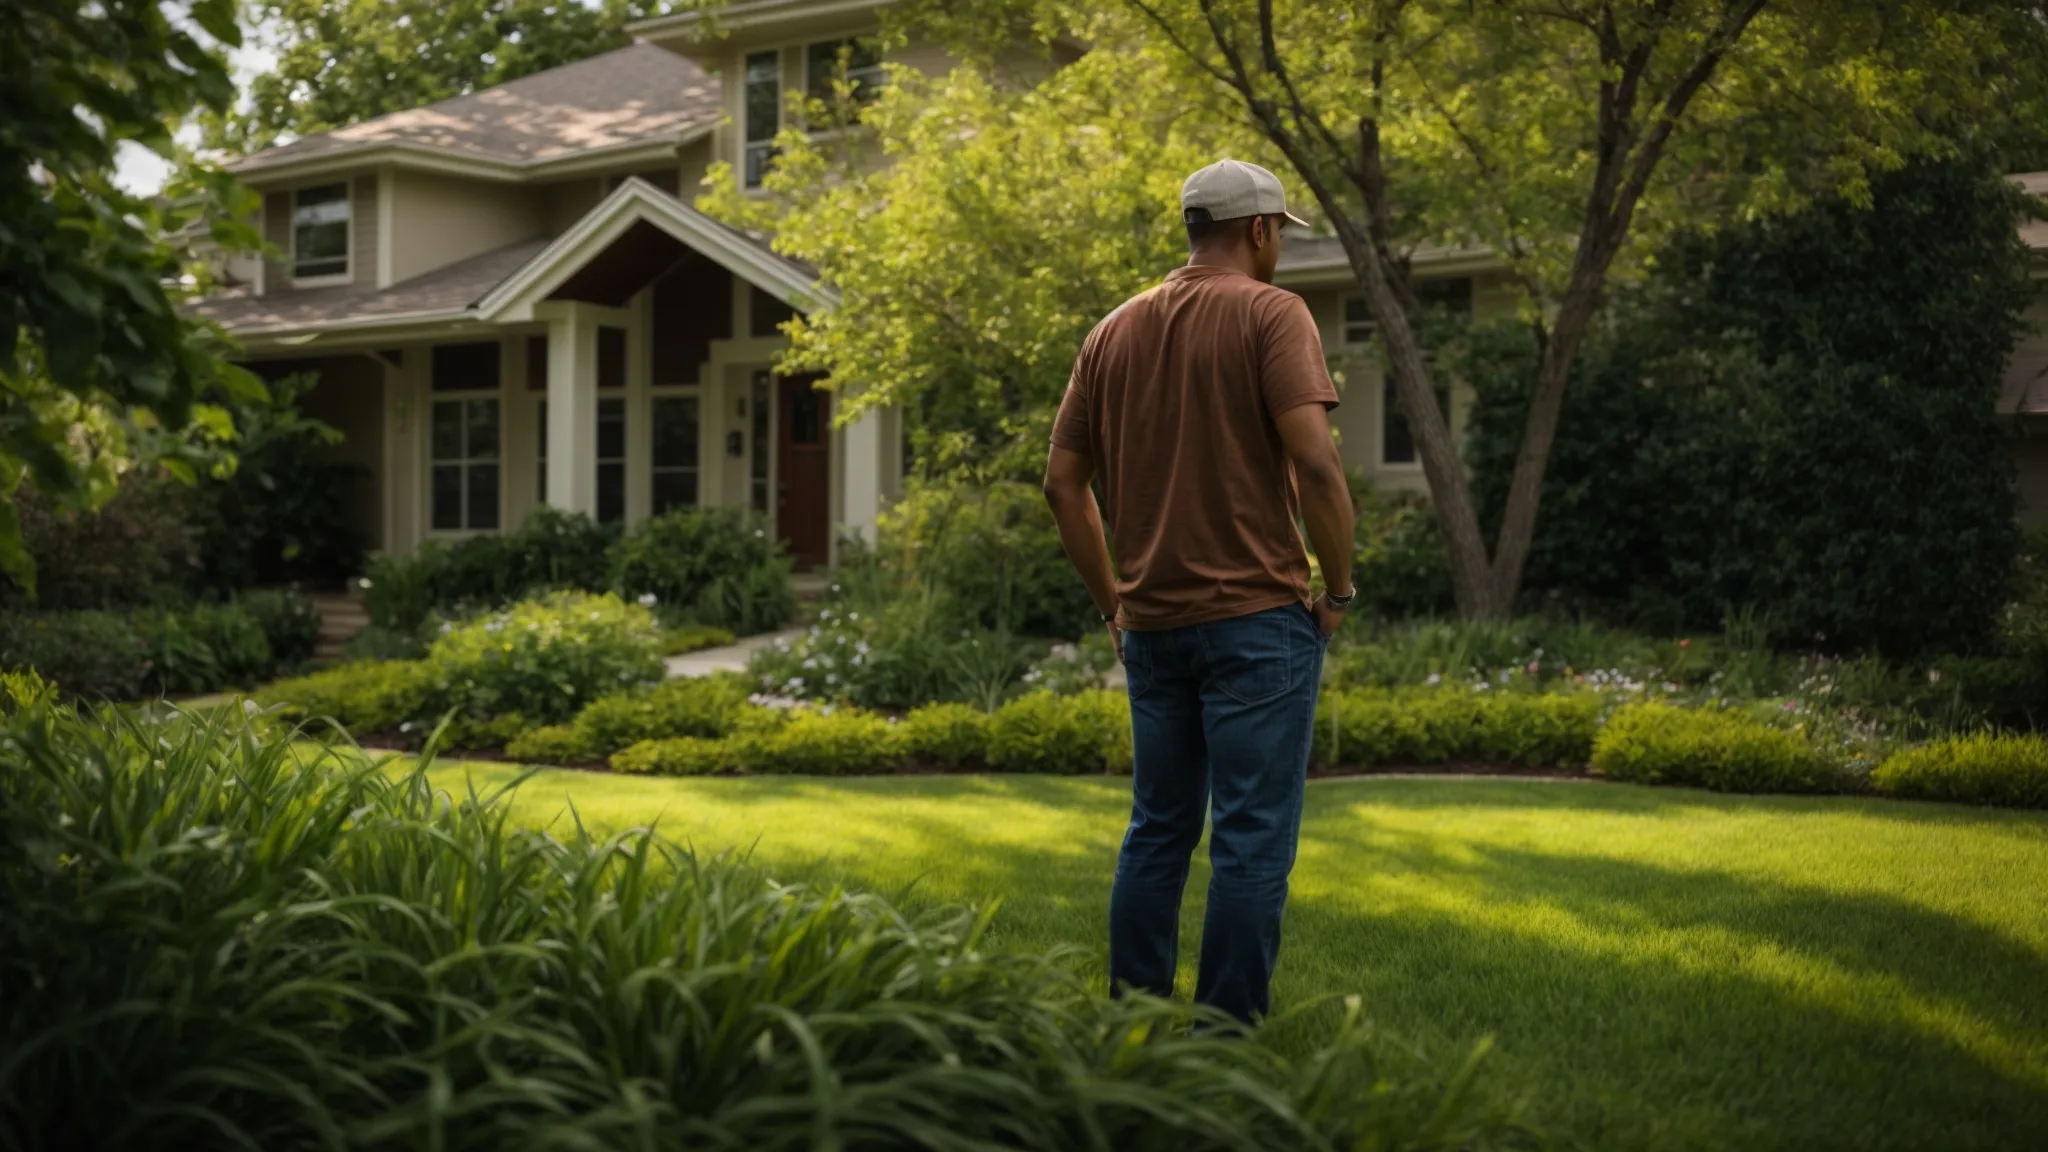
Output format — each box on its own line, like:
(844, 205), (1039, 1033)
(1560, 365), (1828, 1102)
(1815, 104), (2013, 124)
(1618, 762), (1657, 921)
(191, 0), (1516, 569)
(192, 0), (2048, 571)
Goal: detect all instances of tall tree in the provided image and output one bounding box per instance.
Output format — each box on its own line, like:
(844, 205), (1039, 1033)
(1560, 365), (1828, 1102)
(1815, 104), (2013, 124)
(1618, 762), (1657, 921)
(1, 0), (265, 596)
(210, 0), (675, 153)
(923, 0), (2048, 617)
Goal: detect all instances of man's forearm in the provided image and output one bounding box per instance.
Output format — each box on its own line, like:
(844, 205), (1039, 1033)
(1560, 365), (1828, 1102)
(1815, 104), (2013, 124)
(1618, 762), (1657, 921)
(1298, 462), (1356, 596)
(1046, 486), (1120, 617)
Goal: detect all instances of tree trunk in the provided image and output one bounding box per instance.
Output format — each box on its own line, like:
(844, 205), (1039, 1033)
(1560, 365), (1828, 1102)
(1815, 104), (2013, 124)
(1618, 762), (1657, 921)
(1341, 238), (1500, 618)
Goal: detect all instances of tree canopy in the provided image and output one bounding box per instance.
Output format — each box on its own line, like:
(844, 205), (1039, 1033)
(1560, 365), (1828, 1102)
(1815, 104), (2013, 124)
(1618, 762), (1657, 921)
(754, 0), (2048, 616)
(208, 0), (676, 154)
(2, 0), (265, 596)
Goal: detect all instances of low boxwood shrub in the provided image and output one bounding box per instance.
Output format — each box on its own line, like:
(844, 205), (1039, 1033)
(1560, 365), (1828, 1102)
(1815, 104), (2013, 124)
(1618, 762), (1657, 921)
(1593, 702), (1828, 793)
(899, 702), (991, 768)
(1312, 688), (1601, 769)
(728, 710), (906, 775)
(609, 508), (794, 636)
(362, 508), (618, 634)
(256, 659), (434, 734)
(2, 702), (1520, 1150)
(1873, 734), (2048, 808)
(660, 623), (738, 656)
(566, 673), (754, 754)
(418, 592), (664, 727)
(986, 690), (1133, 774)
(611, 735), (732, 775)
(505, 723), (595, 765)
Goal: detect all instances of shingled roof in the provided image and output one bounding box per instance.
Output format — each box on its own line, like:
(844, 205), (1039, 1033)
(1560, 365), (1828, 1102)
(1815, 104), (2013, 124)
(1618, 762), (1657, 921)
(231, 43), (720, 174)
(189, 238), (552, 334)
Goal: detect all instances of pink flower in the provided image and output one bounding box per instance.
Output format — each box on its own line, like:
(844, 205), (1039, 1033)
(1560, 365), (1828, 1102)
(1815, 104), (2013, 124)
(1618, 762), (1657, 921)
(1680, 639), (1691, 649)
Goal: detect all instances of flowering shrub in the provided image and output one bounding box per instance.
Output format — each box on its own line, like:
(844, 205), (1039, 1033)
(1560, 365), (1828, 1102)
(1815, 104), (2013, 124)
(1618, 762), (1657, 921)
(750, 597), (1037, 711)
(1021, 631), (1119, 695)
(418, 592), (664, 727)
(1592, 702), (1828, 793)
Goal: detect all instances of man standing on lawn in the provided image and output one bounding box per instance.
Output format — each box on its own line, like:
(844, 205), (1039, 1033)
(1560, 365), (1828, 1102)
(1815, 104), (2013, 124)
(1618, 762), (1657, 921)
(1043, 159), (1357, 1024)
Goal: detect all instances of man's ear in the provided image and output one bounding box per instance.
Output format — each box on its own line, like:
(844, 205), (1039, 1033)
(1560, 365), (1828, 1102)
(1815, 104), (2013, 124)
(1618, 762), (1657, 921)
(1250, 215), (1270, 249)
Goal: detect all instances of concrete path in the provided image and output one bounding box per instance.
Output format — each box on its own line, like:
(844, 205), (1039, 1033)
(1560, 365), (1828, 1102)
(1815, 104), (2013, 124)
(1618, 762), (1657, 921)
(663, 628), (805, 679)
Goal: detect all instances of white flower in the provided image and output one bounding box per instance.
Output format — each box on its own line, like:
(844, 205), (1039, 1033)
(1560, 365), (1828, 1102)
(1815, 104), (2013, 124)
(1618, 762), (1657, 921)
(802, 657), (819, 670)
(1425, 673), (1442, 686)
(637, 592), (658, 607)
(755, 529), (766, 538)
(849, 612), (860, 621)
(855, 641), (870, 656)
(439, 622), (453, 635)
(789, 677), (806, 691)
(485, 621), (504, 633)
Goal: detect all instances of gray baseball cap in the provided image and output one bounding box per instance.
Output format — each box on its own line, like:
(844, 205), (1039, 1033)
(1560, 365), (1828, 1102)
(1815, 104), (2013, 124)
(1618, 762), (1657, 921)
(1181, 159), (1310, 228)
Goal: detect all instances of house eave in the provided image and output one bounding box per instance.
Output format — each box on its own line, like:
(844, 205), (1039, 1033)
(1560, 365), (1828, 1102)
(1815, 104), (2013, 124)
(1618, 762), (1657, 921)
(630, 0), (898, 48)
(229, 130), (708, 190)
(1274, 243), (1502, 289)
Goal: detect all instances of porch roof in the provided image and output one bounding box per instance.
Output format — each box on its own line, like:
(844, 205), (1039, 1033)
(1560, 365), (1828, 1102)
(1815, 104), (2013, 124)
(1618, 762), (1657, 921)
(189, 180), (826, 343)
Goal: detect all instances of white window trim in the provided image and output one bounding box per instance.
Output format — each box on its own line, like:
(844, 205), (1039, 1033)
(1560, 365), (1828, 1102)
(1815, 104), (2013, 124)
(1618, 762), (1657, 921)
(1341, 293), (1377, 348)
(740, 48), (782, 191)
(1375, 373), (1425, 471)
(289, 179), (354, 287)
(424, 339), (509, 536)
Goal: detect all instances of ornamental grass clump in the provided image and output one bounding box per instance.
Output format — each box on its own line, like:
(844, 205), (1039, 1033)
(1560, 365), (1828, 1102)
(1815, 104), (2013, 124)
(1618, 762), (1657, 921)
(0, 699), (1534, 1150)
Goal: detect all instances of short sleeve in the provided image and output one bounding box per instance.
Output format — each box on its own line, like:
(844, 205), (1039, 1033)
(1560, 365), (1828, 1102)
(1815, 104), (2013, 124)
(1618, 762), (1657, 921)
(1257, 291), (1340, 418)
(1051, 344), (1094, 454)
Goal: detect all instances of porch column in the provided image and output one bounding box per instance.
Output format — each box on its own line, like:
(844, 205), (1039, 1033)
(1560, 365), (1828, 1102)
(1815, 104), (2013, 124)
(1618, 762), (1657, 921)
(541, 302), (599, 515)
(841, 402), (883, 544)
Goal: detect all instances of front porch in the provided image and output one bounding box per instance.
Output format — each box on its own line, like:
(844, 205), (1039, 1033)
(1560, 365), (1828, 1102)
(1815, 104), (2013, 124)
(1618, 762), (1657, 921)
(240, 181), (902, 571)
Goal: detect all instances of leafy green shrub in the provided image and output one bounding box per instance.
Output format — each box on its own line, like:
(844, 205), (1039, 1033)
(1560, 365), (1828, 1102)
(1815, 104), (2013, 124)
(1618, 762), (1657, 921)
(235, 589), (322, 669)
(1872, 734), (2048, 808)
(0, 478), (199, 612)
(0, 669), (56, 714)
(986, 690), (1133, 774)
(1312, 688), (1601, 769)
(419, 592), (664, 727)
(1593, 702), (1829, 793)
(610, 735), (732, 775)
(752, 596), (1039, 711)
(504, 724), (595, 765)
(608, 508), (794, 635)
(342, 623), (427, 662)
(877, 480), (1098, 638)
(139, 603), (274, 693)
(362, 507), (619, 634)
(1931, 656), (2048, 731)
(0, 610), (151, 701)
(1350, 483), (1454, 621)
(2, 703), (1518, 1150)
(727, 710), (906, 775)
(1021, 631), (1120, 694)
(1463, 161), (2030, 658)
(899, 702), (991, 768)
(561, 673), (755, 757)
(255, 659), (433, 733)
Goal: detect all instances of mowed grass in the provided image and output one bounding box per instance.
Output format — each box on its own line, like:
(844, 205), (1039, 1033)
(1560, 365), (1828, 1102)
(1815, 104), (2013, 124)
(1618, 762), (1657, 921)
(421, 761), (2048, 1151)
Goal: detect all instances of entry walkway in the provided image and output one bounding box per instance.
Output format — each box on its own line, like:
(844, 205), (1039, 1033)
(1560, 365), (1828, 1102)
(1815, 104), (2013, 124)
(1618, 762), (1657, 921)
(663, 628), (805, 679)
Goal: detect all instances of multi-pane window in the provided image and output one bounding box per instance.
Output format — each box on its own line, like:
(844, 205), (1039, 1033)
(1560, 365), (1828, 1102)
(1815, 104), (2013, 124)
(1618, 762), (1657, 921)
(651, 396), (700, 514)
(806, 38), (884, 107)
(430, 343), (502, 531)
(535, 398), (626, 524)
(743, 50), (780, 188)
(1342, 295), (1376, 346)
(292, 183), (349, 279)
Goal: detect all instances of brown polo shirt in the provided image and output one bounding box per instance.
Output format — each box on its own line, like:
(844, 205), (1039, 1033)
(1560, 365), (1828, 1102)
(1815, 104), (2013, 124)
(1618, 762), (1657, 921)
(1052, 264), (1340, 631)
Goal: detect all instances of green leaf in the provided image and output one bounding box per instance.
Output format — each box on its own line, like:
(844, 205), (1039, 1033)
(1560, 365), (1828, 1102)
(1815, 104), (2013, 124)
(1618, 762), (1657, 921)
(0, 502), (34, 599)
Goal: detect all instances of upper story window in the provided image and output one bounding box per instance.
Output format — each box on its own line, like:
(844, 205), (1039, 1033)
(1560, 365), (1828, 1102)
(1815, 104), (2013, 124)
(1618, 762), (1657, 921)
(292, 183), (350, 280)
(806, 38), (883, 107)
(743, 50), (780, 189)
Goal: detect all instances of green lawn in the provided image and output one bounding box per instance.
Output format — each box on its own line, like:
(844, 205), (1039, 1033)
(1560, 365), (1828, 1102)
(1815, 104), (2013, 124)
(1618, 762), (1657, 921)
(422, 761), (2048, 1151)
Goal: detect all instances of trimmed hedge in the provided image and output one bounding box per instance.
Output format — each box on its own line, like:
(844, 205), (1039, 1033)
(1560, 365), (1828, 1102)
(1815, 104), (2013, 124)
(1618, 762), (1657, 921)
(899, 702), (993, 768)
(984, 690), (1133, 775)
(1313, 688), (1602, 769)
(256, 659), (434, 734)
(1873, 734), (2048, 809)
(1592, 702), (1827, 793)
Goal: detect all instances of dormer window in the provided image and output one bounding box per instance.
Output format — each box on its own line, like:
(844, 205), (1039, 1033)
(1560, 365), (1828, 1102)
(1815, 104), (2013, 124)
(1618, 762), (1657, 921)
(291, 183), (350, 280)
(806, 39), (883, 107)
(743, 50), (780, 189)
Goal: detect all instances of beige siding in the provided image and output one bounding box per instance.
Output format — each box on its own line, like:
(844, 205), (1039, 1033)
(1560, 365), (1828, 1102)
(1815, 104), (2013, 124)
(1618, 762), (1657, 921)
(352, 174), (378, 286)
(387, 170), (547, 284)
(677, 136), (715, 203)
(261, 192), (291, 293)
(544, 178), (608, 234)
(887, 38), (953, 80)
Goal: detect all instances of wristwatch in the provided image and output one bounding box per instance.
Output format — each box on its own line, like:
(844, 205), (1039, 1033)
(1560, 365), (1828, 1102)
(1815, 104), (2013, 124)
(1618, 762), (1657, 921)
(1322, 587), (1356, 611)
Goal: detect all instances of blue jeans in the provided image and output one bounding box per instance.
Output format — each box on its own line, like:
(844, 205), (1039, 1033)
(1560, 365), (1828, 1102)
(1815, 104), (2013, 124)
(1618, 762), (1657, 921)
(1110, 603), (1326, 1023)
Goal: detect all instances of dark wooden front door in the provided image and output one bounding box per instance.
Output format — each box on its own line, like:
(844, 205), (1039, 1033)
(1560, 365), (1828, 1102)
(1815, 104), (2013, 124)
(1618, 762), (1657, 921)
(777, 374), (831, 570)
